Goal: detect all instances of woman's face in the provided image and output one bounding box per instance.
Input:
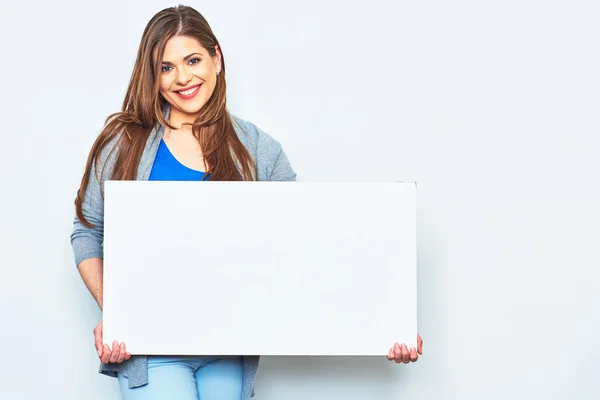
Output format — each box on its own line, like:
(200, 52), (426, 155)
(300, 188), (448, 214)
(157, 35), (221, 124)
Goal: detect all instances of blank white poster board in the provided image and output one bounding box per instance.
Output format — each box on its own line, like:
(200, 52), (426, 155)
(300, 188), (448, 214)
(103, 181), (417, 355)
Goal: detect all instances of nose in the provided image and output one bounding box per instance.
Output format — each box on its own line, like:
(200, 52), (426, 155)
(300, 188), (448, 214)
(176, 67), (192, 86)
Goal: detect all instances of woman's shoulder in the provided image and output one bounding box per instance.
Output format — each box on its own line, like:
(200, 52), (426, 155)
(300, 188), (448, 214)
(229, 113), (296, 181)
(229, 113), (285, 156)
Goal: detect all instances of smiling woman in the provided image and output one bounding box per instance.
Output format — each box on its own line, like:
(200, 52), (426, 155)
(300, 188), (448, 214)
(70, 4), (421, 400)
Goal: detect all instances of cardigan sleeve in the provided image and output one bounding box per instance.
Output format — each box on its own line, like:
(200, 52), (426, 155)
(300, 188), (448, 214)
(268, 141), (297, 182)
(252, 123), (297, 182)
(70, 159), (105, 266)
(70, 135), (120, 267)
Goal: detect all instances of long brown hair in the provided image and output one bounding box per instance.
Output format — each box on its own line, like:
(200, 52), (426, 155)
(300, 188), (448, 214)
(75, 5), (256, 227)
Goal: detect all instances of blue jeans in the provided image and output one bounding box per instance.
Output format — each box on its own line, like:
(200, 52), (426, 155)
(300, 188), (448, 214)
(118, 355), (243, 400)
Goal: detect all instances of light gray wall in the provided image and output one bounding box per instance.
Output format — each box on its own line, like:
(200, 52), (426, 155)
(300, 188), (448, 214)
(0, 0), (598, 399)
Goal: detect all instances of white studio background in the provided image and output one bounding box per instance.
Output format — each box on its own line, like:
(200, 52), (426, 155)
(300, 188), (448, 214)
(0, 0), (598, 399)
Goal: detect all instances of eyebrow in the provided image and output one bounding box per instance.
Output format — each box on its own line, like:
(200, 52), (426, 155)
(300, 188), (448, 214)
(161, 53), (202, 65)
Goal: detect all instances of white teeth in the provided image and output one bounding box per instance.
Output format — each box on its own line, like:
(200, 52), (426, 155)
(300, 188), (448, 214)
(178, 85), (199, 96)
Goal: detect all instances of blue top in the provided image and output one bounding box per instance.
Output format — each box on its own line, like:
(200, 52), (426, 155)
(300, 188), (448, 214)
(148, 139), (210, 181)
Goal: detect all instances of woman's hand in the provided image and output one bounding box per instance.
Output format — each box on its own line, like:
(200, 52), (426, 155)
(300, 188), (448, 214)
(94, 321), (132, 364)
(387, 334), (423, 364)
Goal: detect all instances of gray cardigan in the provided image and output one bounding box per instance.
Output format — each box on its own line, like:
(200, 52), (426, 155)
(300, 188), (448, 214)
(70, 105), (297, 399)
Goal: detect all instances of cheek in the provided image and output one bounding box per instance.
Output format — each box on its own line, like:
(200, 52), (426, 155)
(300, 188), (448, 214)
(196, 64), (214, 81)
(158, 89), (168, 101)
(158, 75), (172, 93)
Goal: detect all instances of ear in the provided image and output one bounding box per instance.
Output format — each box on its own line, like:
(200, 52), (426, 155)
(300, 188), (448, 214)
(214, 45), (222, 69)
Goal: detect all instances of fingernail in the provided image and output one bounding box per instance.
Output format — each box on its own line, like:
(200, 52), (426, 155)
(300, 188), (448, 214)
(98, 349), (102, 357)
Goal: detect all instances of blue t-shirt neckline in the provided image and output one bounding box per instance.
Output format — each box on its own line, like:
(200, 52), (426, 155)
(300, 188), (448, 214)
(148, 138), (210, 181)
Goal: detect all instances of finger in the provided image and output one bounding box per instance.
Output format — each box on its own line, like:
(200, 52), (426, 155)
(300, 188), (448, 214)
(417, 334), (423, 355)
(116, 342), (126, 363)
(410, 347), (419, 362)
(123, 343), (131, 361)
(101, 344), (111, 364)
(93, 325), (102, 353)
(109, 341), (120, 363)
(387, 347), (394, 360)
(401, 344), (410, 363)
(95, 335), (103, 358)
(394, 342), (402, 363)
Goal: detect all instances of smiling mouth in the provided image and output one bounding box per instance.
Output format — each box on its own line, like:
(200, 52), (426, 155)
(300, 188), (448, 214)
(175, 84), (201, 98)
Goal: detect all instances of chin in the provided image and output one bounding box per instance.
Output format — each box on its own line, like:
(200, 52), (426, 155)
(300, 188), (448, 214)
(174, 102), (206, 116)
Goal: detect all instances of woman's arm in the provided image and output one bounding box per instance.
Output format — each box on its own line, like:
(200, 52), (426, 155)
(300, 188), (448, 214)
(71, 156), (106, 309)
(71, 133), (123, 268)
(76, 252), (130, 363)
(78, 256), (130, 363)
(78, 257), (104, 311)
(71, 136), (130, 363)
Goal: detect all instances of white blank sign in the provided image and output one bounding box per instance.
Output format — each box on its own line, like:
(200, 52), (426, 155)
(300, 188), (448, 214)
(103, 181), (417, 355)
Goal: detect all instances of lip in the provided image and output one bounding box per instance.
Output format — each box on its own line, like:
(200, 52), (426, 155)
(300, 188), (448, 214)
(174, 84), (201, 100)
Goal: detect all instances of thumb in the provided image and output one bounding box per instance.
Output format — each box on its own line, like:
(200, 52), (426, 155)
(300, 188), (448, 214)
(94, 323), (103, 356)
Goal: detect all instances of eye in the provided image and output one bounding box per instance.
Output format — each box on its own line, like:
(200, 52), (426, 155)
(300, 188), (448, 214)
(189, 58), (201, 65)
(161, 65), (172, 73)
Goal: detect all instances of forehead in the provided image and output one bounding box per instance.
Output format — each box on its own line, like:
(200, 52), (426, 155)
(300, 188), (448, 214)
(154, 35), (209, 62)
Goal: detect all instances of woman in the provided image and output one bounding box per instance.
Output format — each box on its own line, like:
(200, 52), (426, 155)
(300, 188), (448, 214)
(71, 5), (423, 399)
